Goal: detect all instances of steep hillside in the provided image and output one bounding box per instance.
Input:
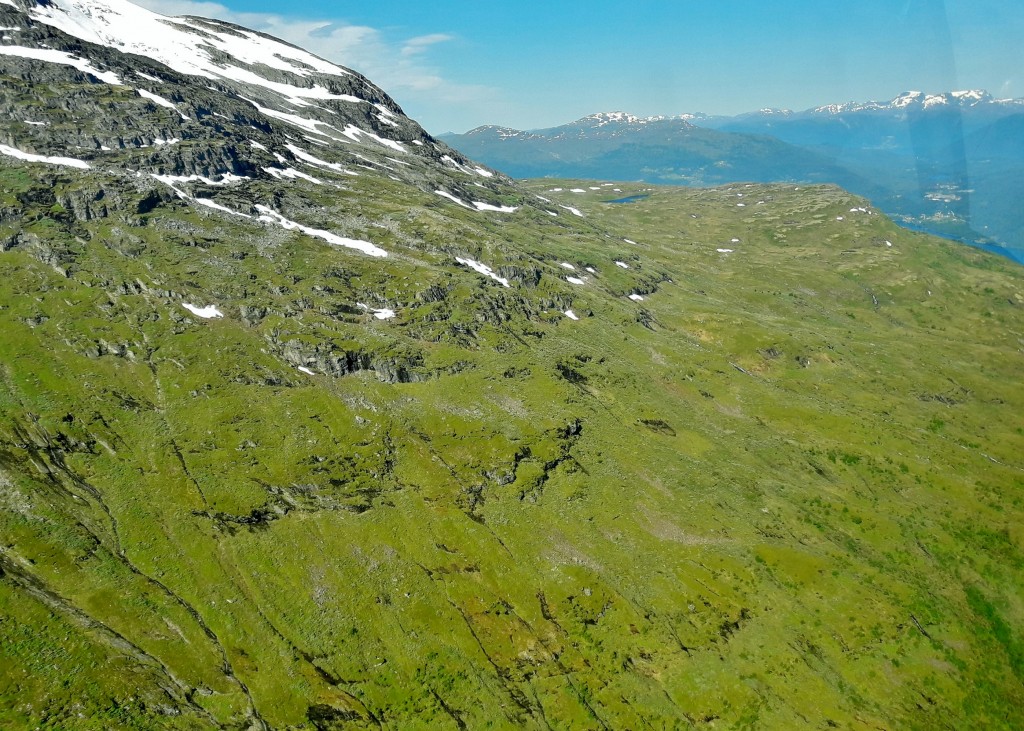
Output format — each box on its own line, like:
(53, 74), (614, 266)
(1, 2), (1024, 730)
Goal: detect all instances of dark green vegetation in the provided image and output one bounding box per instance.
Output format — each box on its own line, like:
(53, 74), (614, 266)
(2, 2), (1023, 727)
(1, 159), (1023, 729)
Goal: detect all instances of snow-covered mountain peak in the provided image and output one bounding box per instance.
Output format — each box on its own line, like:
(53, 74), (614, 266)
(889, 90), (924, 108)
(23, 0), (350, 81)
(0, 0), (516, 215)
(577, 111), (668, 127)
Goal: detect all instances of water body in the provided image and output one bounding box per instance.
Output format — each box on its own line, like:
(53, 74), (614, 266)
(895, 220), (1023, 265)
(605, 194), (650, 204)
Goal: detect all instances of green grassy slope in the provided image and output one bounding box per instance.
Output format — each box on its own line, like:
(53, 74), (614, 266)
(1, 167), (1022, 729)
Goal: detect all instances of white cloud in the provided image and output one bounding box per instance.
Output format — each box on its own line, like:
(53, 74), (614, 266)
(401, 33), (454, 58)
(131, 0), (496, 130)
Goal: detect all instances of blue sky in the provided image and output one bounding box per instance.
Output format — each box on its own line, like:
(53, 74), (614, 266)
(138, 0), (1024, 134)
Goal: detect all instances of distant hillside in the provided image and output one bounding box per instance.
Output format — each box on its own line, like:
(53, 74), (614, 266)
(443, 93), (1024, 264)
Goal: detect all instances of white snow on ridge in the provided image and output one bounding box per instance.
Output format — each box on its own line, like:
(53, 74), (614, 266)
(436, 190), (517, 214)
(285, 143), (357, 175)
(137, 88), (189, 120)
(192, 197), (251, 218)
(615, 261), (630, 269)
(341, 124), (405, 152)
(440, 155), (493, 178)
(264, 166), (323, 184)
(0, 143), (91, 169)
(629, 294), (645, 302)
(27, 0), (350, 84)
(153, 173), (249, 186)
(564, 310), (579, 321)
(182, 303), (223, 319)
(566, 276), (585, 285)
(455, 257), (510, 288)
(472, 201), (518, 213)
(0, 46), (122, 85)
(560, 205), (583, 217)
(240, 96), (335, 136)
(254, 205), (387, 258)
(435, 190), (473, 209)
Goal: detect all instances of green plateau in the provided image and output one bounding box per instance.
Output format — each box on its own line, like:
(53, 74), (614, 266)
(1, 162), (1023, 729)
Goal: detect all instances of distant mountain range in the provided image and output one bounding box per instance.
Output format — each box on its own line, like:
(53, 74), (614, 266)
(443, 91), (1024, 263)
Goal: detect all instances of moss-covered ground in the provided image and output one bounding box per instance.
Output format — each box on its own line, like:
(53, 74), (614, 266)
(0, 168), (1022, 729)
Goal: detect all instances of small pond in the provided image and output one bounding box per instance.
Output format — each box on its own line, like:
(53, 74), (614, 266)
(604, 194), (650, 204)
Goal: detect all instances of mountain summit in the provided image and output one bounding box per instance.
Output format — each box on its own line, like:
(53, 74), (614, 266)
(0, 0), (519, 211)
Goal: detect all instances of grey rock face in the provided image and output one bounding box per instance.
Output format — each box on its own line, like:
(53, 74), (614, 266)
(0, 0), (521, 205)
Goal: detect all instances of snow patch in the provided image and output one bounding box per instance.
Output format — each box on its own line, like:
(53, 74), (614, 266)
(472, 200), (517, 213)
(298, 366), (315, 375)
(455, 257), (510, 288)
(560, 262), (576, 270)
(358, 303), (396, 320)
(263, 166), (323, 185)
(285, 143), (357, 175)
(341, 124), (404, 152)
(564, 310), (579, 321)
(560, 205), (583, 217)
(153, 173), (248, 186)
(629, 294), (645, 302)
(0, 143), (91, 169)
(137, 88), (189, 120)
(615, 261), (630, 269)
(435, 190), (473, 209)
(566, 276), (585, 285)
(0, 45), (121, 84)
(27, 0), (349, 83)
(254, 205), (387, 258)
(192, 197), (251, 218)
(182, 303), (223, 319)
